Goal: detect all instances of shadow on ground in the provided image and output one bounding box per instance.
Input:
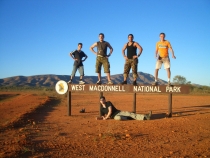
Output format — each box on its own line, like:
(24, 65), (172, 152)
(0, 94), (20, 101)
(1, 96), (61, 131)
(150, 113), (166, 120)
(149, 104), (210, 120)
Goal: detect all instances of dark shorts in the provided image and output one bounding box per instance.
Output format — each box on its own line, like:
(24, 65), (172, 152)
(95, 56), (110, 73)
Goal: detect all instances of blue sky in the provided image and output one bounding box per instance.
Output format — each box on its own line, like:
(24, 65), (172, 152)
(0, 0), (210, 86)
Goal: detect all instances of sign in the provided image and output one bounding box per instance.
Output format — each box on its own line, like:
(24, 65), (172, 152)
(68, 84), (190, 94)
(55, 80), (68, 94)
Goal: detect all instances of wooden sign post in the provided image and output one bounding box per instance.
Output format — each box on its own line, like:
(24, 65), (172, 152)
(67, 84), (190, 117)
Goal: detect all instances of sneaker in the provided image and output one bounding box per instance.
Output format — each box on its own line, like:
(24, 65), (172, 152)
(107, 80), (113, 85)
(79, 80), (85, 84)
(121, 81), (127, 85)
(152, 81), (158, 86)
(133, 81), (137, 86)
(144, 111), (152, 120)
(67, 80), (72, 84)
(96, 80), (102, 85)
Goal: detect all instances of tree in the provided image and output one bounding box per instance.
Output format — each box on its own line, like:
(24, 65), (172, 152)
(173, 75), (190, 84)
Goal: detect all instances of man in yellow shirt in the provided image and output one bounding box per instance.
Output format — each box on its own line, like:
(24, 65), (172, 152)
(152, 33), (176, 86)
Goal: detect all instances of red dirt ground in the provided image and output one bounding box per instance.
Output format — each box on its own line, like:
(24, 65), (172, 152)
(0, 91), (210, 158)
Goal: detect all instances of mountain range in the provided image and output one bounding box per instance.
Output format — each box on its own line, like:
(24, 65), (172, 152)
(0, 72), (167, 87)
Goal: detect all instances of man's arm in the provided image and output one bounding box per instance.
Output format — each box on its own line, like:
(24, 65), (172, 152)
(96, 108), (108, 120)
(169, 47), (176, 59)
(122, 43), (127, 60)
(96, 116), (103, 120)
(90, 42), (98, 55)
(69, 51), (78, 61)
(155, 43), (159, 59)
(106, 42), (113, 57)
(82, 53), (88, 62)
(134, 42), (143, 59)
(103, 106), (112, 120)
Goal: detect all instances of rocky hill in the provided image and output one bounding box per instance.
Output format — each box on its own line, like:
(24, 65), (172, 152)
(0, 72), (167, 87)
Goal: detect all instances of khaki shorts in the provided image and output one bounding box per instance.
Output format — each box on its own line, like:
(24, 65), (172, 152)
(95, 56), (110, 73)
(155, 57), (170, 69)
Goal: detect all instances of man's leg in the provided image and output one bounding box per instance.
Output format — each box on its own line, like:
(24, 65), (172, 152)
(102, 57), (113, 84)
(68, 65), (77, 83)
(121, 60), (131, 84)
(154, 69), (159, 81)
(97, 73), (101, 81)
(106, 73), (113, 84)
(151, 69), (159, 86)
(131, 59), (138, 85)
(163, 57), (171, 85)
(78, 66), (84, 79)
(106, 73), (111, 81)
(114, 111), (145, 120)
(95, 57), (102, 84)
(152, 59), (162, 85)
(78, 66), (85, 84)
(114, 115), (128, 120)
(166, 68), (171, 79)
(166, 68), (171, 85)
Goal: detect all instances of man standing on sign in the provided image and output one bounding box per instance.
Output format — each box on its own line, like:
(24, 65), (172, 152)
(121, 34), (143, 86)
(90, 33), (113, 85)
(152, 33), (176, 86)
(68, 43), (88, 84)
